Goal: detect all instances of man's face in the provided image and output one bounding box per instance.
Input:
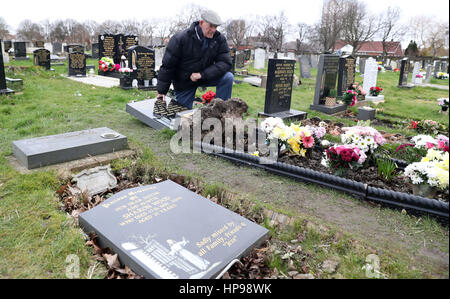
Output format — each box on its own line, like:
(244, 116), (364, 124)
(199, 20), (217, 39)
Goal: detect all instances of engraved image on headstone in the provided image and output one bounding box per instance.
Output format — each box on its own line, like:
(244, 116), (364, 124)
(78, 180), (269, 279)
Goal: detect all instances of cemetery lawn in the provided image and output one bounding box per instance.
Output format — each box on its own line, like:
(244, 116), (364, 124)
(0, 59), (448, 279)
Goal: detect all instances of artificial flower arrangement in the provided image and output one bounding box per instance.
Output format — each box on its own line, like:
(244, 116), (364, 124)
(404, 149), (449, 190)
(99, 57), (120, 72)
(409, 119), (441, 135)
(415, 74), (424, 78)
(201, 90), (216, 104)
(369, 86), (383, 97)
(342, 89), (358, 106)
(437, 72), (448, 80)
(118, 67), (134, 77)
(340, 126), (386, 153)
(321, 144), (367, 176)
(411, 134), (438, 150)
(437, 98), (449, 109)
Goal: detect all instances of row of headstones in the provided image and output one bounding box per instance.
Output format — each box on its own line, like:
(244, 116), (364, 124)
(2, 41), (84, 58)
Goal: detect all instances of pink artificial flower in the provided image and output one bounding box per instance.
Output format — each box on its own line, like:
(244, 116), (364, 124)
(115, 64), (120, 71)
(302, 136), (314, 148)
(426, 142), (435, 149)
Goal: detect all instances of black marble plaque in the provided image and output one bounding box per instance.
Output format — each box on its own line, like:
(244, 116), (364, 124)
(337, 54), (355, 97)
(14, 42), (27, 58)
(264, 59), (295, 114)
(229, 48), (236, 74)
(128, 45), (155, 85)
(78, 180), (269, 279)
(33, 48), (51, 70)
(1, 41), (14, 95)
(68, 52), (86, 76)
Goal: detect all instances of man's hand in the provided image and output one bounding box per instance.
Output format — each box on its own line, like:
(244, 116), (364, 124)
(190, 72), (202, 82)
(157, 94), (165, 101)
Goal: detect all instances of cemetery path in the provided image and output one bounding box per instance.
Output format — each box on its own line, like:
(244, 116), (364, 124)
(110, 118), (449, 278)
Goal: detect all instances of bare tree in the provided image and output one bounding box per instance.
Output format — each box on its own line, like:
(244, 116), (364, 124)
(154, 18), (177, 45)
(97, 20), (122, 35)
(296, 22), (315, 53)
(225, 19), (247, 49)
(259, 11), (291, 51)
(173, 3), (204, 32)
(0, 17), (9, 39)
(50, 20), (68, 42)
(407, 15), (433, 50)
(121, 19), (140, 35)
(425, 21), (449, 57)
(316, 0), (346, 52)
(40, 19), (52, 41)
(342, 0), (380, 55)
(378, 7), (405, 61)
(17, 19), (44, 41)
(83, 20), (99, 43)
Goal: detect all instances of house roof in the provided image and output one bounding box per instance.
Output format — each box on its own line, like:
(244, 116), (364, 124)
(334, 40), (403, 56)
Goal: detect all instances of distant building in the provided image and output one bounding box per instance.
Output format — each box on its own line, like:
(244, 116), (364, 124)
(333, 40), (403, 57)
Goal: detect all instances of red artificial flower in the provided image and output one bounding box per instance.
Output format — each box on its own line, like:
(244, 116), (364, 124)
(426, 142), (435, 149)
(201, 90), (216, 104)
(409, 121), (418, 129)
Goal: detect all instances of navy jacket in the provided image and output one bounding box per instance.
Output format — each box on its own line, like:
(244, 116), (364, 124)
(157, 21), (232, 95)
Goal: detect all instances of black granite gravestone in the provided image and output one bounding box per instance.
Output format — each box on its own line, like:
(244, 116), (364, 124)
(398, 57), (413, 88)
(236, 52), (244, 69)
(79, 180), (269, 279)
(310, 54), (346, 114)
(52, 42), (62, 54)
(229, 48), (236, 74)
(258, 59), (307, 121)
(33, 49), (51, 70)
(1, 41), (14, 95)
(91, 43), (99, 59)
(14, 42), (28, 60)
(244, 49), (251, 61)
(337, 54), (355, 97)
(68, 52), (87, 76)
(67, 44), (84, 54)
(99, 34), (117, 61)
(122, 36), (138, 57)
(128, 45), (155, 88)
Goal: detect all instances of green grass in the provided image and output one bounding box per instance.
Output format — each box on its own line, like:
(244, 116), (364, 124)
(0, 57), (448, 279)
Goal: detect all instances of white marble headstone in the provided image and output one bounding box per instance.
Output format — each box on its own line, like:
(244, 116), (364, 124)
(254, 48), (265, 69)
(362, 58), (378, 94)
(411, 62), (420, 84)
(154, 47), (165, 71)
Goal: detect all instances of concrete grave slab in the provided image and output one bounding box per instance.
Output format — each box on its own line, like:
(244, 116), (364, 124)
(12, 127), (128, 169)
(74, 165), (118, 196)
(79, 180), (269, 279)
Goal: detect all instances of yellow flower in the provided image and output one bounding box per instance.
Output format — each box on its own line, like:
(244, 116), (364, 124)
(251, 151), (259, 157)
(300, 148), (307, 157)
(288, 138), (300, 154)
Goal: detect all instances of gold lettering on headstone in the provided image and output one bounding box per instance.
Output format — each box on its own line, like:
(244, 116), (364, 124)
(102, 35), (115, 58)
(70, 53), (85, 69)
(195, 221), (248, 256)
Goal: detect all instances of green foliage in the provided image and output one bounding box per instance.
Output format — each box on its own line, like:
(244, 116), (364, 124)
(376, 157), (398, 181)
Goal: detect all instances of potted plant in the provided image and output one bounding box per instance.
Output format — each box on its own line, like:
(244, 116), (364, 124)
(369, 86), (383, 97)
(415, 74), (424, 84)
(118, 67), (134, 89)
(325, 89), (337, 106)
(342, 89), (358, 107)
(438, 98), (449, 112)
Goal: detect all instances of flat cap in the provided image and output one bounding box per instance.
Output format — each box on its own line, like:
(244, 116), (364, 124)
(201, 9), (222, 26)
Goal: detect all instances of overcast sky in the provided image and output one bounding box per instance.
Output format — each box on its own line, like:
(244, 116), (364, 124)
(2, 0), (449, 43)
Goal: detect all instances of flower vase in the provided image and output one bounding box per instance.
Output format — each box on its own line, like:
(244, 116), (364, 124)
(144, 80), (150, 87)
(412, 184), (437, 199)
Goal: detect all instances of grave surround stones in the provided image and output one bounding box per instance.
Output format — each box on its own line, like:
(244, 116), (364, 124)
(12, 127), (127, 169)
(1, 41), (14, 95)
(68, 52), (87, 77)
(337, 54), (355, 97)
(33, 48), (51, 70)
(310, 54), (346, 114)
(362, 57), (378, 94)
(78, 180), (269, 279)
(258, 59), (307, 121)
